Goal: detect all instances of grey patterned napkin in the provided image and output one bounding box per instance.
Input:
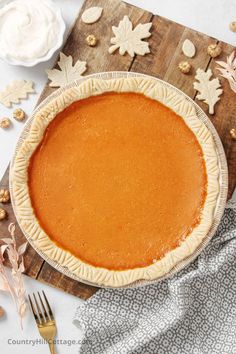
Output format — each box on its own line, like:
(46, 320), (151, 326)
(73, 201), (236, 354)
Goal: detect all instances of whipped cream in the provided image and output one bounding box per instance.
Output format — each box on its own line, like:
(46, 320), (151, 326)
(0, 0), (62, 62)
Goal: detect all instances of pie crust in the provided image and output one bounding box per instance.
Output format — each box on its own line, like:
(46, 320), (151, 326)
(11, 77), (220, 287)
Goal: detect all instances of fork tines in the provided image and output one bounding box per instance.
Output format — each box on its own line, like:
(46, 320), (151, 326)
(28, 291), (55, 324)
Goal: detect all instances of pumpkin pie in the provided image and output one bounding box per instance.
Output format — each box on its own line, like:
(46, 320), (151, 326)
(11, 77), (219, 287)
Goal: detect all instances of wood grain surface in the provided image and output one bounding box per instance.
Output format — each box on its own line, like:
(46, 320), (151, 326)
(0, 0), (235, 300)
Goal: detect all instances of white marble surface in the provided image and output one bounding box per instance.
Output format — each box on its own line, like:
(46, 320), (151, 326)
(0, 1), (235, 353)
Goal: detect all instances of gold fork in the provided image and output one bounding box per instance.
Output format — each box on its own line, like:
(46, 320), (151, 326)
(28, 291), (57, 354)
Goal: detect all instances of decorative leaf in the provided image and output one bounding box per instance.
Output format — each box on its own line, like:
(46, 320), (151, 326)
(18, 242), (27, 256)
(193, 68), (223, 114)
(182, 39), (196, 58)
(0, 80), (35, 108)
(81, 6), (103, 24)
(216, 61), (228, 69)
(227, 51), (235, 66)
(0, 223), (27, 328)
(216, 51), (236, 94)
(109, 15), (152, 57)
(46, 52), (87, 88)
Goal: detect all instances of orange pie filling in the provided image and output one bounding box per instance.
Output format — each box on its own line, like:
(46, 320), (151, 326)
(28, 92), (207, 271)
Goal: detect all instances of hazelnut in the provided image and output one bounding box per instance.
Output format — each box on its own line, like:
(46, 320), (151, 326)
(0, 118), (11, 129)
(86, 34), (97, 47)
(0, 208), (7, 221)
(13, 108), (25, 122)
(229, 21), (236, 32)
(207, 44), (222, 58)
(0, 189), (10, 203)
(230, 128), (236, 141)
(0, 306), (5, 318)
(178, 61), (191, 74)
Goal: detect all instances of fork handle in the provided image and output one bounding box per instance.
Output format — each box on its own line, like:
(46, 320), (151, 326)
(48, 341), (56, 354)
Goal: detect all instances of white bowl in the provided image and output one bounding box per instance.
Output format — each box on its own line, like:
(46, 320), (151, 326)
(0, 0), (66, 67)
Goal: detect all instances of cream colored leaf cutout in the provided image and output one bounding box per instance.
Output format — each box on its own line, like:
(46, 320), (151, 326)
(216, 51), (236, 93)
(194, 68), (223, 114)
(0, 80), (35, 108)
(109, 15), (152, 57)
(46, 52), (87, 88)
(81, 6), (103, 24)
(182, 39), (196, 58)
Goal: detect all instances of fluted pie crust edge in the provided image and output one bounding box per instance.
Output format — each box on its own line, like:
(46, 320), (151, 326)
(11, 77), (220, 287)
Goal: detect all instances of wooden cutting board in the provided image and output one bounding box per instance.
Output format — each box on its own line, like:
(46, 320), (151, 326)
(0, 0), (235, 300)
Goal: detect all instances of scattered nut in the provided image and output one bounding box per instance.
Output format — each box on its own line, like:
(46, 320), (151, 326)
(178, 61), (191, 74)
(0, 306), (5, 318)
(13, 108), (25, 122)
(86, 34), (97, 47)
(0, 208), (7, 220)
(230, 128), (236, 140)
(229, 21), (236, 32)
(207, 44), (222, 58)
(0, 189), (10, 203)
(0, 118), (11, 129)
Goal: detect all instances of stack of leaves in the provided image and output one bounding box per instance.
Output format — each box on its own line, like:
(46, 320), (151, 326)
(0, 223), (27, 328)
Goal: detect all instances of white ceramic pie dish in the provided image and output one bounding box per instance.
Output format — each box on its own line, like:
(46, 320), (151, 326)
(0, 0), (65, 67)
(9, 72), (228, 289)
